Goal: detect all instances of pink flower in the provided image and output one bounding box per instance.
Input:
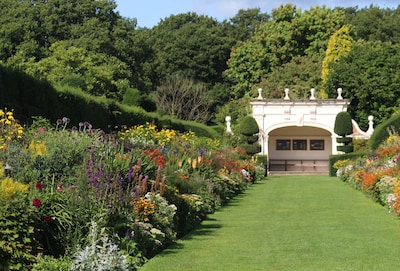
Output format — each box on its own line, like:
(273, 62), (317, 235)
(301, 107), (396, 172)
(32, 198), (42, 208)
(35, 182), (43, 191)
(38, 127), (46, 133)
(56, 184), (63, 192)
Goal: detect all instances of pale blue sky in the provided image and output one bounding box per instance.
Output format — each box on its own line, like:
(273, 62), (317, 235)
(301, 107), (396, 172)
(115, 1), (398, 28)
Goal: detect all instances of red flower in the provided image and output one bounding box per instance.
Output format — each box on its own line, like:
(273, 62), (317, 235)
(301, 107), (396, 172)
(43, 216), (53, 223)
(35, 182), (43, 191)
(32, 197), (42, 208)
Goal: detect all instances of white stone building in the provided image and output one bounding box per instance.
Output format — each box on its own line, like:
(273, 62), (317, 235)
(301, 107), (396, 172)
(246, 88), (373, 173)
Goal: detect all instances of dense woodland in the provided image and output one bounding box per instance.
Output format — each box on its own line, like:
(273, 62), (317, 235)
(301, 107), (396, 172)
(1, 0), (400, 130)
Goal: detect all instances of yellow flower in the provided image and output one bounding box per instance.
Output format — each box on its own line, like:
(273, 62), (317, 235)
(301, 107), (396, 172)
(0, 177), (29, 200)
(29, 140), (47, 156)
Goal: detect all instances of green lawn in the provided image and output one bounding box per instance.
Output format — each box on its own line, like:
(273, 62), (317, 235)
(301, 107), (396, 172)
(139, 175), (400, 271)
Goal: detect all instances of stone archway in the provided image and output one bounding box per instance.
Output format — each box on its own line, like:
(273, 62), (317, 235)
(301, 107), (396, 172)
(250, 88), (347, 173)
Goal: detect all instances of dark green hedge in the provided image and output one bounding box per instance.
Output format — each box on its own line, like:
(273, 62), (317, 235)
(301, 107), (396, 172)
(336, 137), (353, 144)
(334, 111), (353, 136)
(238, 116), (259, 136)
(369, 113), (400, 150)
(0, 65), (220, 138)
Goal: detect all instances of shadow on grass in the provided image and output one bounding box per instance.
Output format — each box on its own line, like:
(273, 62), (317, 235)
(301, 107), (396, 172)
(160, 181), (264, 255)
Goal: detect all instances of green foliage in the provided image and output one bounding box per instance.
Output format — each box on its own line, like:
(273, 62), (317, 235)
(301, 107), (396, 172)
(256, 155), (268, 165)
(122, 88), (156, 112)
(238, 116), (259, 136)
(238, 143), (261, 156)
(32, 256), (72, 271)
(328, 152), (368, 176)
(225, 4), (344, 98)
(352, 138), (370, 153)
(152, 73), (214, 123)
(0, 194), (41, 270)
(343, 5), (400, 43)
(259, 54), (323, 99)
(214, 96), (252, 126)
(334, 111), (353, 136)
(369, 113), (400, 150)
(237, 116), (261, 156)
(151, 13), (235, 87)
(321, 25), (353, 97)
(326, 40), (400, 130)
(337, 145), (354, 153)
(227, 8), (270, 41)
(336, 137), (353, 144)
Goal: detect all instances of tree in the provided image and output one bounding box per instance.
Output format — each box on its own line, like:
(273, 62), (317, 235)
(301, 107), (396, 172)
(321, 25), (353, 97)
(226, 8), (270, 42)
(225, 4), (344, 99)
(24, 41), (131, 98)
(151, 74), (213, 123)
(259, 54), (323, 99)
(326, 40), (400, 130)
(343, 5), (400, 43)
(150, 13), (235, 88)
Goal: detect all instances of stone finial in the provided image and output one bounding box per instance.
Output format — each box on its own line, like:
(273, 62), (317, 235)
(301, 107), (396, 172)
(257, 88), (263, 99)
(225, 116), (232, 133)
(284, 88), (290, 100)
(337, 88), (343, 99)
(366, 115), (374, 136)
(310, 88), (316, 100)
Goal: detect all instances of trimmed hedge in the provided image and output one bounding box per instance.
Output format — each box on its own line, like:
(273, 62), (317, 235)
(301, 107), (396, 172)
(336, 137), (353, 144)
(334, 111), (353, 136)
(0, 65), (220, 138)
(369, 113), (400, 150)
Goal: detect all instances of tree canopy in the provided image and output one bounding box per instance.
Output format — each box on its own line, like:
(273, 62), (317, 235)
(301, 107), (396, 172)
(0, 1), (400, 127)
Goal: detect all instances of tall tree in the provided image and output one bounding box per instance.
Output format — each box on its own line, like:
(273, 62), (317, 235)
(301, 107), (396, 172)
(225, 4), (344, 98)
(321, 25), (353, 97)
(258, 54), (323, 99)
(226, 8), (270, 42)
(326, 40), (400, 129)
(150, 13), (235, 88)
(343, 5), (400, 43)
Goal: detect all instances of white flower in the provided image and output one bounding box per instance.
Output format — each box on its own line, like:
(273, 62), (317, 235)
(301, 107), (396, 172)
(387, 193), (396, 203)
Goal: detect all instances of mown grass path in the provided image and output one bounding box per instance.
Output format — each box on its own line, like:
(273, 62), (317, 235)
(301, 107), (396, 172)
(139, 175), (400, 271)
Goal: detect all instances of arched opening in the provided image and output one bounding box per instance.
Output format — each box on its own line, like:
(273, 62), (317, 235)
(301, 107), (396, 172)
(268, 126), (331, 172)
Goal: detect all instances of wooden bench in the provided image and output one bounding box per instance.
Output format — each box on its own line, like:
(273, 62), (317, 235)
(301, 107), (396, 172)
(269, 159), (328, 172)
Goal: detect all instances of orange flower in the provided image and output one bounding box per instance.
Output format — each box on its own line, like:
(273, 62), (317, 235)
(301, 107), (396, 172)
(362, 172), (378, 190)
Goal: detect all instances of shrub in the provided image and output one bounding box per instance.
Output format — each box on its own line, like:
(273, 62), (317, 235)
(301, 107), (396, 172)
(238, 116), (259, 136)
(237, 116), (261, 156)
(334, 111), (353, 153)
(32, 256), (72, 271)
(369, 113), (400, 150)
(70, 221), (129, 271)
(334, 111), (353, 136)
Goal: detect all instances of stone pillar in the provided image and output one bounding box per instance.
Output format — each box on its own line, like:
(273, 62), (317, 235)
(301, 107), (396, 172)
(225, 116), (232, 134)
